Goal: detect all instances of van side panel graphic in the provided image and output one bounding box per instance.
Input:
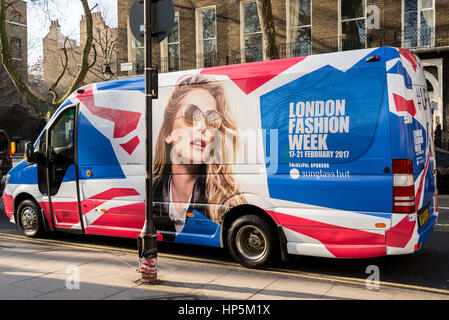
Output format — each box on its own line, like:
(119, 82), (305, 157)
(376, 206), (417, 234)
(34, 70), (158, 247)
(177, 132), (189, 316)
(2, 47), (437, 261)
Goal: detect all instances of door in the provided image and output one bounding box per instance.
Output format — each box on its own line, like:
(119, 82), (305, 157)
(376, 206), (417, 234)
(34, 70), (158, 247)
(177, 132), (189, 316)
(0, 130), (11, 176)
(46, 106), (82, 231)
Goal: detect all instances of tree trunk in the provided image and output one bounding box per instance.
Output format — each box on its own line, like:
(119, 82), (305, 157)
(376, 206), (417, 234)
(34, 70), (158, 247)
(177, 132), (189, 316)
(256, 0), (279, 60)
(0, 0), (95, 116)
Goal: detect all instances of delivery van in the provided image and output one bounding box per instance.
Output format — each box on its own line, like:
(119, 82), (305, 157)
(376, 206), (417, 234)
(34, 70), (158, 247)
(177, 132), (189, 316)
(2, 47), (438, 268)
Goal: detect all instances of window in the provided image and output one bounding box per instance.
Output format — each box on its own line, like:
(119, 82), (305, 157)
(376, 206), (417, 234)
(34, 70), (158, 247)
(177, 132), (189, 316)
(340, 0), (366, 51)
(7, 7), (23, 24)
(10, 37), (22, 60)
(403, 0), (435, 48)
(161, 13), (180, 72)
(128, 22), (144, 75)
(197, 7), (217, 68)
(241, 1), (263, 63)
(50, 108), (75, 157)
(287, 0), (312, 57)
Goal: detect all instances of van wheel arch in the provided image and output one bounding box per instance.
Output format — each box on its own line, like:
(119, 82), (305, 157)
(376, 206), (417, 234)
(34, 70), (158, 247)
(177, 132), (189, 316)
(222, 205), (287, 267)
(14, 194), (48, 234)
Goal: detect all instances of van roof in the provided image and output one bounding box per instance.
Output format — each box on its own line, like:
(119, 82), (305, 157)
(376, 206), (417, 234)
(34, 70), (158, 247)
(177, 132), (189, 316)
(84, 47), (406, 93)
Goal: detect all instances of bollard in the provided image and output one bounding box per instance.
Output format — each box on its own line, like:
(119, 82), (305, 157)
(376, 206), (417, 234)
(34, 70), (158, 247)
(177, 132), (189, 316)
(137, 230), (158, 283)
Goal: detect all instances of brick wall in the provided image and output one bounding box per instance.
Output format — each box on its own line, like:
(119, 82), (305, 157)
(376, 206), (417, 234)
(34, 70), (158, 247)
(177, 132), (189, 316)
(0, 0), (27, 106)
(311, 0), (339, 54)
(117, 0), (133, 76)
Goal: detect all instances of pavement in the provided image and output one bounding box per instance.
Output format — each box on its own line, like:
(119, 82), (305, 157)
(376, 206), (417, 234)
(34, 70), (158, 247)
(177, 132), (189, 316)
(0, 234), (448, 301)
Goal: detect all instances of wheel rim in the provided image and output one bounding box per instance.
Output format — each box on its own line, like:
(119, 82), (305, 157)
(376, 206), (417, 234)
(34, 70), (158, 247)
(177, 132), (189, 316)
(235, 225), (267, 261)
(21, 207), (38, 234)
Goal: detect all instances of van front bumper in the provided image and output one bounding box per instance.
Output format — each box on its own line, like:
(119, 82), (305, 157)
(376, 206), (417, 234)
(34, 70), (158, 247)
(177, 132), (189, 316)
(2, 192), (14, 220)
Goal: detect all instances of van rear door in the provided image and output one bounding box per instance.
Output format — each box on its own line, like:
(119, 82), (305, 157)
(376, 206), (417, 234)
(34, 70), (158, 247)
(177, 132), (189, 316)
(396, 49), (436, 222)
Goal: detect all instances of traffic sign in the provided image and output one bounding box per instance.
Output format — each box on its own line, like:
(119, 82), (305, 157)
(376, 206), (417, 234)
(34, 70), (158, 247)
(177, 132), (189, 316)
(129, 0), (174, 43)
(120, 62), (133, 72)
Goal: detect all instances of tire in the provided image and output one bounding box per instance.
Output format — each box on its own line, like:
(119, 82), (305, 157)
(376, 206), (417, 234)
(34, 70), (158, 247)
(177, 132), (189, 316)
(17, 200), (44, 238)
(227, 215), (277, 268)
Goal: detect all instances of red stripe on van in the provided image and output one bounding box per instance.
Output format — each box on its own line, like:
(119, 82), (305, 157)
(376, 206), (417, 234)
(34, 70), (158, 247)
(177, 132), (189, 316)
(399, 49), (418, 71)
(386, 216), (416, 248)
(2, 193), (14, 219)
(77, 85), (142, 139)
(201, 56), (306, 95)
(120, 135), (140, 155)
(267, 210), (386, 257)
(393, 93), (416, 116)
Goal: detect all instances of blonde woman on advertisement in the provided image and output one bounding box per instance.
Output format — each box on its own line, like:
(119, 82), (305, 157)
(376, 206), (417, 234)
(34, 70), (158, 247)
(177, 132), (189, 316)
(152, 74), (246, 240)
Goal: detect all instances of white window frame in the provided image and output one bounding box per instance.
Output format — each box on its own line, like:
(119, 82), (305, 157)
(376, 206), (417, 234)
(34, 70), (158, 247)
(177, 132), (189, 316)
(240, 0), (263, 63)
(127, 19), (144, 75)
(196, 5), (217, 68)
(161, 12), (180, 72)
(401, 0), (435, 48)
(286, 0), (312, 56)
(338, 0), (367, 51)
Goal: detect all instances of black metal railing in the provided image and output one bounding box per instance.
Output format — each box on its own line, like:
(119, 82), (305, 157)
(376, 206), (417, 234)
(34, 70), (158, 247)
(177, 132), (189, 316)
(279, 41), (312, 58)
(127, 27), (449, 75)
(394, 26), (449, 49)
(395, 27), (435, 48)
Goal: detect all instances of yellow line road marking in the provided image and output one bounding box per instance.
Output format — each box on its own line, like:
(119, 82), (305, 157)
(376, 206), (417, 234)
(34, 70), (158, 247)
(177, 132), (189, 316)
(0, 232), (448, 296)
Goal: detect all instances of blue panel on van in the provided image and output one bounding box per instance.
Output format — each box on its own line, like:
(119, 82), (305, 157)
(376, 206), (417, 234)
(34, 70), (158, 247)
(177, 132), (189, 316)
(389, 113), (428, 180)
(96, 77), (144, 93)
(62, 164), (77, 182)
(387, 61), (412, 89)
(77, 112), (125, 179)
(259, 48), (393, 212)
(174, 210), (221, 247)
(260, 49), (386, 165)
(7, 162), (38, 185)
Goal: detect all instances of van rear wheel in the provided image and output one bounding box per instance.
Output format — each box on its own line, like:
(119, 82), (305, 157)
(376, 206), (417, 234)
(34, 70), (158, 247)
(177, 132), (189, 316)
(227, 215), (276, 268)
(17, 200), (43, 238)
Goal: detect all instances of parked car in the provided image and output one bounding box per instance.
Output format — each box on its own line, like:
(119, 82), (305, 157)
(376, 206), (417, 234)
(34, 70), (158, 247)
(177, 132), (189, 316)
(436, 147), (449, 194)
(0, 130), (12, 194)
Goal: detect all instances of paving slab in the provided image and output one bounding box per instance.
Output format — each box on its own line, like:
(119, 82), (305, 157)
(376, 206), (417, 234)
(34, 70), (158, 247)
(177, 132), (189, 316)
(191, 270), (280, 300)
(249, 277), (336, 300)
(0, 236), (449, 301)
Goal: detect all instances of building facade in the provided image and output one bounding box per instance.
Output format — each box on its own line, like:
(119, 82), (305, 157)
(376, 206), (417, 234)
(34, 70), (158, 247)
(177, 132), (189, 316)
(43, 12), (118, 95)
(117, 0), (449, 144)
(0, 0), (28, 106)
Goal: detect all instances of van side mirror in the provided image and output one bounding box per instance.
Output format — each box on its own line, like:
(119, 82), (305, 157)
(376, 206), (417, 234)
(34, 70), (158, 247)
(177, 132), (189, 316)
(24, 142), (36, 163)
(430, 102), (438, 111)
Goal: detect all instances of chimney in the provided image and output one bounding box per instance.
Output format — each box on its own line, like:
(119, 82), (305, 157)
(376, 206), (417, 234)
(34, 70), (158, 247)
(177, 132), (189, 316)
(50, 20), (60, 28)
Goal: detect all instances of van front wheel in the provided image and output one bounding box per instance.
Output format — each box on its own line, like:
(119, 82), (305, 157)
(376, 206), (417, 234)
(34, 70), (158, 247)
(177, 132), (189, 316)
(227, 215), (276, 268)
(17, 200), (43, 238)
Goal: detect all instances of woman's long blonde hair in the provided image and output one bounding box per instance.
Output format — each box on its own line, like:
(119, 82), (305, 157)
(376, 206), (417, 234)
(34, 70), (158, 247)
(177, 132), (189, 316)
(153, 74), (246, 222)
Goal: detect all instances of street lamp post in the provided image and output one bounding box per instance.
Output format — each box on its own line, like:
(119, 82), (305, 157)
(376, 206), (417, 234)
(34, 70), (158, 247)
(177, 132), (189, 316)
(137, 0), (158, 284)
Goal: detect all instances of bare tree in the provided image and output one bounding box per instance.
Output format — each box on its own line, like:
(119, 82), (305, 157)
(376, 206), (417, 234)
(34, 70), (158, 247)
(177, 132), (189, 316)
(89, 18), (117, 81)
(0, 58), (19, 105)
(0, 0), (96, 115)
(256, 0), (279, 60)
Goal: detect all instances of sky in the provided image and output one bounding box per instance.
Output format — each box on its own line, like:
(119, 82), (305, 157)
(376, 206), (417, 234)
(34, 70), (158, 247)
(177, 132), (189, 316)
(26, 0), (118, 70)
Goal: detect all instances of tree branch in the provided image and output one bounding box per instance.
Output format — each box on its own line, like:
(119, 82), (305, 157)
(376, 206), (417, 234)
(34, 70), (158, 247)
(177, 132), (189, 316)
(88, 43), (97, 69)
(256, 0), (279, 60)
(0, 0), (51, 115)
